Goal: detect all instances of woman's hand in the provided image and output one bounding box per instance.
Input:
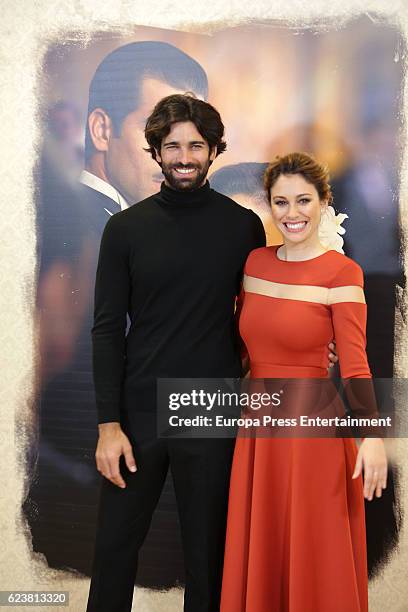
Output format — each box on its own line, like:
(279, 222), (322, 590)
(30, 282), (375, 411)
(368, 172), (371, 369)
(352, 438), (387, 500)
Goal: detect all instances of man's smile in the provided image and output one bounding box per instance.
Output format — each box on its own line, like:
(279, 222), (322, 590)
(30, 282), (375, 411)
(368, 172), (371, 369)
(174, 166), (197, 176)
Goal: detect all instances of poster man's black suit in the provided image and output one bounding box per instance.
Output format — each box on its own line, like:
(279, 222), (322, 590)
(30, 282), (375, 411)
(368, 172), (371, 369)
(25, 179), (121, 573)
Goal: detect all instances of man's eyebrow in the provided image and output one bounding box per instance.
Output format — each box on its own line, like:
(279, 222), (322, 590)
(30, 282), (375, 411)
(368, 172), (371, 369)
(163, 140), (206, 146)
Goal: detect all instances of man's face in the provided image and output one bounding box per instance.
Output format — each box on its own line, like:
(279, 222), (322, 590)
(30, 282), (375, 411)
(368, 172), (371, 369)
(105, 77), (191, 203)
(156, 121), (216, 191)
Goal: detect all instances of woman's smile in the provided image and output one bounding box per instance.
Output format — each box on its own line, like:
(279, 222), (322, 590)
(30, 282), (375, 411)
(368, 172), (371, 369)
(282, 220), (308, 233)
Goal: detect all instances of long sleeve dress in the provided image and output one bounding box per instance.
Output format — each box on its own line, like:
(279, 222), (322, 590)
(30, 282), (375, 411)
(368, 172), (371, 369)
(220, 245), (372, 612)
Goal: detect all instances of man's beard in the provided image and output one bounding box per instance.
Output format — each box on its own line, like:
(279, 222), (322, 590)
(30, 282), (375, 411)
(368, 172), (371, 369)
(161, 159), (211, 191)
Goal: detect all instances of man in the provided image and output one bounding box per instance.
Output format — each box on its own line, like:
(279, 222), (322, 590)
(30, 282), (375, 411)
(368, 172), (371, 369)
(27, 41), (207, 582)
(86, 94), (336, 611)
(86, 94), (264, 612)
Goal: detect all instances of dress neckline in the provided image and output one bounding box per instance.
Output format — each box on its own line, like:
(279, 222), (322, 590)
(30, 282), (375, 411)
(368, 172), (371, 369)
(273, 245), (336, 263)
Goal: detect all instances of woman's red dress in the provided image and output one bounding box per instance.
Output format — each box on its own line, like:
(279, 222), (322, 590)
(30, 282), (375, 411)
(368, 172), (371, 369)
(221, 246), (370, 612)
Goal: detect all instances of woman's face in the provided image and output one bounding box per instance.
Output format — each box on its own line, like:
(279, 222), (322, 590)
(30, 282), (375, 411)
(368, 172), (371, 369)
(270, 173), (326, 246)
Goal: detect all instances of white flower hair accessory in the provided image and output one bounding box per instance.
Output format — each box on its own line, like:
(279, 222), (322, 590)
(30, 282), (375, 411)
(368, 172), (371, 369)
(318, 206), (348, 254)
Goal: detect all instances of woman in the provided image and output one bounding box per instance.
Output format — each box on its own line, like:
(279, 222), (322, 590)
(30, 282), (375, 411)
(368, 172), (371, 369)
(220, 152), (388, 612)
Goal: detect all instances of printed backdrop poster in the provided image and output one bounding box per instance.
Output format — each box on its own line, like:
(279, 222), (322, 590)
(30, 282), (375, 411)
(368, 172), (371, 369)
(1, 2), (408, 611)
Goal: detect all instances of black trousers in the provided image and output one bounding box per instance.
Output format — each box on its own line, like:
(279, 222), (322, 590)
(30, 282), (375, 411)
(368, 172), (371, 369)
(86, 412), (235, 612)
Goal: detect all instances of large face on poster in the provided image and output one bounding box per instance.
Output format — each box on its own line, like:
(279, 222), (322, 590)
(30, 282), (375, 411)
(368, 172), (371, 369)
(27, 17), (402, 589)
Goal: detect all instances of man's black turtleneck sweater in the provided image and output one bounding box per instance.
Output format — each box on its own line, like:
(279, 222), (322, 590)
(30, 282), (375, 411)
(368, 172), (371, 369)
(92, 181), (266, 424)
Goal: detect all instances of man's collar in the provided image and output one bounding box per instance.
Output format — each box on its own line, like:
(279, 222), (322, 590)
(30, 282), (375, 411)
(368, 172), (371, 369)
(79, 170), (130, 211)
(159, 180), (211, 207)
